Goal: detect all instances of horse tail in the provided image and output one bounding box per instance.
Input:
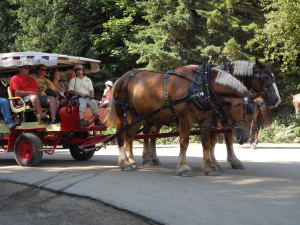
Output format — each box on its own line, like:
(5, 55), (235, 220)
(104, 84), (118, 128)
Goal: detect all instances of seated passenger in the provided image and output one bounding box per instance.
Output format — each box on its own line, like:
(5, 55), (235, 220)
(0, 97), (16, 130)
(64, 70), (75, 90)
(99, 80), (113, 108)
(34, 65), (60, 124)
(49, 69), (68, 106)
(69, 64), (102, 128)
(10, 65), (52, 124)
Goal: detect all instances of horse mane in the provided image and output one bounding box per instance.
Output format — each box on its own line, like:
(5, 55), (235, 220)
(214, 67), (248, 94)
(231, 60), (255, 77)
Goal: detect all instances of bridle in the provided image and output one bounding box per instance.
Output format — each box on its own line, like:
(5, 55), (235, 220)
(227, 93), (255, 128)
(253, 67), (276, 102)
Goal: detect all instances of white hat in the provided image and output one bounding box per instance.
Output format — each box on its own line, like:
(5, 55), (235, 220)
(105, 81), (113, 87)
(74, 64), (84, 70)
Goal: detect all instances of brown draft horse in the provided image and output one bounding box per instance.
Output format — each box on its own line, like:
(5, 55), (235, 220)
(142, 60), (280, 171)
(208, 59), (280, 169)
(106, 65), (258, 176)
(291, 94), (300, 115)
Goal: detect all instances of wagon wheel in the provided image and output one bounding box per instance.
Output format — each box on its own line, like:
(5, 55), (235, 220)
(14, 133), (43, 166)
(69, 144), (95, 161)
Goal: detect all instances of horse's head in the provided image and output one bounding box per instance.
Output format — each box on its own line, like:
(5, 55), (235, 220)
(221, 93), (260, 144)
(252, 59), (281, 108)
(291, 94), (300, 115)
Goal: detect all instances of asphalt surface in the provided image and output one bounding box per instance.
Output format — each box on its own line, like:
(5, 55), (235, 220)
(0, 143), (300, 225)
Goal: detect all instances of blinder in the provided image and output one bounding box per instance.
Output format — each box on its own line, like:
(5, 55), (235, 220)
(245, 102), (255, 114)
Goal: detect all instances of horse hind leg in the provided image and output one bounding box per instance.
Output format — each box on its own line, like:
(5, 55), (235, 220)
(142, 124), (162, 166)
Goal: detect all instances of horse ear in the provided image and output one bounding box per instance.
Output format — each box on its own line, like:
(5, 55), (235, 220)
(255, 58), (265, 69)
(266, 61), (273, 68)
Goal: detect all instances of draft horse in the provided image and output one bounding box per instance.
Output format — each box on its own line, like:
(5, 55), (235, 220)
(106, 65), (257, 176)
(142, 60), (279, 170)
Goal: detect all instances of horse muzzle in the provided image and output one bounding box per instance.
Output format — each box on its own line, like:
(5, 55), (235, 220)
(234, 128), (250, 145)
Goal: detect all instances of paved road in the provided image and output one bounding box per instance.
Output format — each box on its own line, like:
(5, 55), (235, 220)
(1, 143), (300, 225)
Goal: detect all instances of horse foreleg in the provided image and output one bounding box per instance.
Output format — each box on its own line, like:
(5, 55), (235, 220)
(201, 129), (220, 176)
(250, 106), (260, 149)
(209, 132), (222, 170)
(225, 132), (245, 169)
(176, 122), (193, 177)
(125, 138), (139, 169)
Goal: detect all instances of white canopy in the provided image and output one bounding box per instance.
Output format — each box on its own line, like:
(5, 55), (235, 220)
(0, 52), (101, 75)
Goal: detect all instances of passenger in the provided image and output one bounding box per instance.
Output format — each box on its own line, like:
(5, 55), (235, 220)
(49, 69), (68, 106)
(9, 65), (52, 125)
(34, 65), (60, 124)
(99, 81), (113, 108)
(0, 97), (16, 130)
(69, 64), (102, 128)
(64, 70), (75, 90)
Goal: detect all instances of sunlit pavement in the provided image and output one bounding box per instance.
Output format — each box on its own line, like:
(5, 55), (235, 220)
(1, 143), (300, 225)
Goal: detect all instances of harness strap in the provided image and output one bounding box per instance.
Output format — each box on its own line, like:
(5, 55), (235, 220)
(101, 94), (193, 146)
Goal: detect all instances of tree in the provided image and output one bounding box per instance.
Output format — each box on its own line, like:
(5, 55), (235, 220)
(126, 0), (266, 70)
(0, 0), (19, 52)
(248, 0), (300, 73)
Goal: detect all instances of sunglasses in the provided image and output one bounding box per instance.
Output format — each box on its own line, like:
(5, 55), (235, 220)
(38, 69), (47, 71)
(22, 66), (31, 70)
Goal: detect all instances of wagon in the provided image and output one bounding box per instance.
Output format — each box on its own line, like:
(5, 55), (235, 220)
(0, 52), (110, 166)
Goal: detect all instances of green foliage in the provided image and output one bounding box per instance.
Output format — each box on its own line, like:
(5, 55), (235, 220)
(127, 0), (266, 70)
(0, 0), (19, 51)
(248, 0), (300, 73)
(258, 118), (300, 143)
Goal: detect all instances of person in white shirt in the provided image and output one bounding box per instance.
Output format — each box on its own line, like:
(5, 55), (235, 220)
(69, 64), (102, 128)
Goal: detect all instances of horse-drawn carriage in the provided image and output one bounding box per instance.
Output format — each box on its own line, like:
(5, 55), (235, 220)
(0, 52), (109, 166)
(0, 52), (280, 177)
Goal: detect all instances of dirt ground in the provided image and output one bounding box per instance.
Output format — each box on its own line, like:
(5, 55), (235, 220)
(0, 181), (160, 225)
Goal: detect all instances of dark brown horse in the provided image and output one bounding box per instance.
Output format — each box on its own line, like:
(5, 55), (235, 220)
(206, 60), (279, 169)
(106, 65), (258, 176)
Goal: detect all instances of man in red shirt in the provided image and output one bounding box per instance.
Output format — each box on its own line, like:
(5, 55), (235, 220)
(10, 65), (52, 124)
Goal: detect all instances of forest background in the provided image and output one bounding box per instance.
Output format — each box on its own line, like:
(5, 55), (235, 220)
(0, 0), (299, 143)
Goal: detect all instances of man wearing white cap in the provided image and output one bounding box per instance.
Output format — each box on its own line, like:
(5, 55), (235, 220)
(69, 64), (102, 128)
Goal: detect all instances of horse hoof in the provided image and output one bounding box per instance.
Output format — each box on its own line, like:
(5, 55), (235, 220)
(231, 163), (245, 169)
(152, 159), (161, 165)
(178, 170), (193, 177)
(122, 165), (135, 171)
(205, 170), (221, 176)
(132, 164), (139, 169)
(143, 160), (154, 166)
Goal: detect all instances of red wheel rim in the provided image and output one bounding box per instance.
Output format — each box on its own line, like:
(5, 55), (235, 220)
(17, 139), (33, 161)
